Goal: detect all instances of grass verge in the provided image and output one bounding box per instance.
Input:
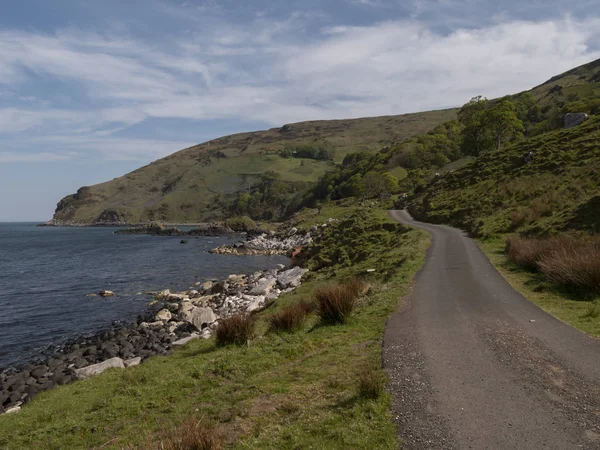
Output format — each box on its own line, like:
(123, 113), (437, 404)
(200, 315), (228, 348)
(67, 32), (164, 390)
(478, 237), (600, 338)
(0, 206), (429, 449)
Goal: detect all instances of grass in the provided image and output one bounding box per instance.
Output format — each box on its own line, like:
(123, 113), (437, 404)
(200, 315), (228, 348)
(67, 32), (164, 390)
(315, 284), (358, 324)
(0, 205), (430, 449)
(478, 237), (600, 338)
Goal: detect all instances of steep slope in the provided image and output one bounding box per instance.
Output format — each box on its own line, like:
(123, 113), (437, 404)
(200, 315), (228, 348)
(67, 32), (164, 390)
(408, 115), (600, 236)
(51, 110), (456, 224)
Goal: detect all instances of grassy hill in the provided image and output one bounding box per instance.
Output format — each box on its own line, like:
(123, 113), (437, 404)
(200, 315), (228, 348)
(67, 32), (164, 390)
(51, 110), (456, 224)
(408, 115), (600, 237)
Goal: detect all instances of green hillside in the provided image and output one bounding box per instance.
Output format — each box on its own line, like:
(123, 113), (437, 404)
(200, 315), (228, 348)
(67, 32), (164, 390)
(51, 110), (456, 224)
(408, 115), (600, 237)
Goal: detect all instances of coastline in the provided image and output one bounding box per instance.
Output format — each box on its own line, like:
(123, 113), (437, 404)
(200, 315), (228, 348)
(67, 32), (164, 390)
(0, 224), (317, 415)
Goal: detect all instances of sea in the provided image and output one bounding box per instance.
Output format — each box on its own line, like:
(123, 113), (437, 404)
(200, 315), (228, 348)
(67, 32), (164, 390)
(0, 223), (288, 369)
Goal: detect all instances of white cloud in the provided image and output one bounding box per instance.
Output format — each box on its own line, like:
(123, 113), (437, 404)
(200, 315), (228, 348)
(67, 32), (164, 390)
(0, 151), (77, 163)
(0, 15), (599, 163)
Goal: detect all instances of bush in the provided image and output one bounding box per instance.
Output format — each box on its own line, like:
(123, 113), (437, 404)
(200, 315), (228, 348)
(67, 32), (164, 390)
(224, 216), (258, 232)
(358, 366), (386, 399)
(215, 315), (255, 346)
(268, 301), (312, 333)
(315, 279), (364, 324)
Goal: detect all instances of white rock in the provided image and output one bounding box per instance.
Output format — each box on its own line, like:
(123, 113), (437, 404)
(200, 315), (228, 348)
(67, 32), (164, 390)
(277, 267), (309, 289)
(173, 333), (201, 347)
(243, 295), (265, 312)
(188, 290), (199, 297)
(4, 404), (21, 414)
(182, 306), (217, 330)
(124, 357), (142, 367)
(155, 309), (172, 322)
(166, 293), (188, 302)
(98, 290), (115, 297)
(248, 276), (277, 296)
(74, 357), (125, 379)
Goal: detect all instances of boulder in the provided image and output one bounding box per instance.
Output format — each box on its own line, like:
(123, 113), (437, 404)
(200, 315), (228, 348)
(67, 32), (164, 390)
(277, 267), (309, 289)
(243, 295), (265, 312)
(565, 112), (588, 129)
(74, 357), (125, 379)
(198, 280), (215, 293)
(155, 309), (172, 322)
(29, 365), (48, 379)
(177, 300), (195, 320)
(248, 276), (276, 296)
(184, 307), (217, 330)
(124, 357), (142, 367)
(98, 290), (115, 297)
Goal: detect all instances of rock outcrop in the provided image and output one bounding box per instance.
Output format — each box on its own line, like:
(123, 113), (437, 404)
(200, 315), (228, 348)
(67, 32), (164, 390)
(565, 113), (588, 129)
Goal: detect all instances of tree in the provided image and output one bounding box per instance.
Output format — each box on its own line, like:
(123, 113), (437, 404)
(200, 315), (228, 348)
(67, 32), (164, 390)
(338, 173), (364, 199)
(381, 172), (399, 194)
(362, 171), (386, 201)
(458, 96), (491, 156)
(486, 100), (524, 150)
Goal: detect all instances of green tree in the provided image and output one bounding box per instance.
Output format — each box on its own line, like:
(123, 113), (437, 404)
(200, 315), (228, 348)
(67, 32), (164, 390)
(382, 172), (399, 194)
(486, 100), (525, 150)
(458, 96), (491, 156)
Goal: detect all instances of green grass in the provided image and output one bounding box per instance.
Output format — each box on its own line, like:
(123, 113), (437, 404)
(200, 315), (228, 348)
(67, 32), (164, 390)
(0, 206), (430, 449)
(478, 238), (600, 338)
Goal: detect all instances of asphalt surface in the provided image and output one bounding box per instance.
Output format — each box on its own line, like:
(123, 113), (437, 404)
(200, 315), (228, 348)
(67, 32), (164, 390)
(383, 210), (600, 450)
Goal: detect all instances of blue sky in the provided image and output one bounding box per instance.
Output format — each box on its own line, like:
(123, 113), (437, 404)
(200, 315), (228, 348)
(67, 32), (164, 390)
(1, 0), (600, 221)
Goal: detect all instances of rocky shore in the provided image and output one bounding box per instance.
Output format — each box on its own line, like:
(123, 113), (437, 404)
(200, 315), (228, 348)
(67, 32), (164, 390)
(114, 223), (239, 236)
(209, 227), (313, 256)
(0, 264), (309, 415)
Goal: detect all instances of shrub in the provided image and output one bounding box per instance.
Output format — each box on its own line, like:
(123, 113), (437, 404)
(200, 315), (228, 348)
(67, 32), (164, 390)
(215, 315), (255, 346)
(358, 366), (386, 399)
(224, 216), (258, 232)
(268, 301), (312, 333)
(315, 283), (358, 324)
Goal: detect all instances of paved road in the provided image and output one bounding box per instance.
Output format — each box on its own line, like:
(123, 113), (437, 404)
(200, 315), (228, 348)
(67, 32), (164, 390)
(383, 210), (600, 450)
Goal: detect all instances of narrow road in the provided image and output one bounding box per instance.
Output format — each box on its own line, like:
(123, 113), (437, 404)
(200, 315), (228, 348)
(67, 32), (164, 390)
(384, 210), (600, 450)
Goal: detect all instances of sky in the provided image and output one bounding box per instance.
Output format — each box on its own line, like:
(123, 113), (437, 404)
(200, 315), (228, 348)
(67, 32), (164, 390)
(1, 0), (600, 221)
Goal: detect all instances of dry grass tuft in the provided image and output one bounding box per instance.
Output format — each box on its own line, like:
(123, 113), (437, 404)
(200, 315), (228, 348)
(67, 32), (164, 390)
(506, 235), (600, 294)
(130, 419), (221, 450)
(315, 278), (366, 324)
(358, 366), (386, 400)
(215, 314), (255, 347)
(268, 301), (312, 333)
